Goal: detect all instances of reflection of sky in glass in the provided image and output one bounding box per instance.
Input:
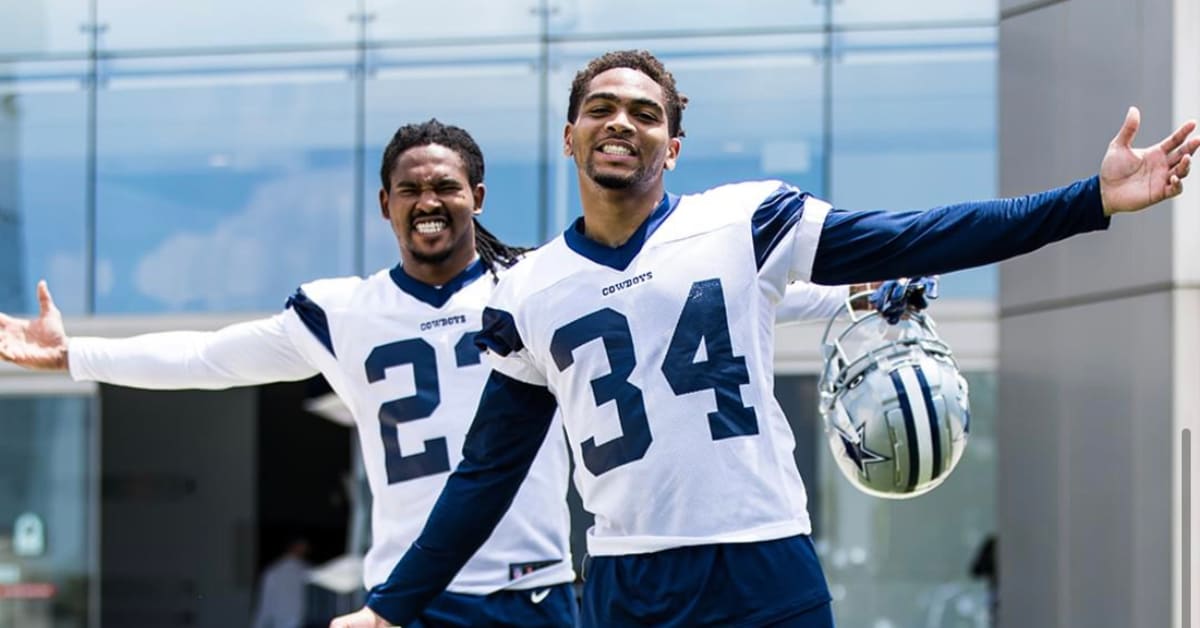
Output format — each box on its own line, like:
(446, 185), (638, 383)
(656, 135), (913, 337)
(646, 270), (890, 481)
(832, 28), (998, 299)
(1, 1), (1000, 313)
(0, 396), (94, 610)
(834, 0), (996, 24)
(546, 0), (823, 35)
(0, 0), (90, 55)
(95, 53), (356, 312)
(0, 60), (89, 315)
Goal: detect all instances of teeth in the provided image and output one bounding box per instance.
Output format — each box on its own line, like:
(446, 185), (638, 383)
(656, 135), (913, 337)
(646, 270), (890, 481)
(601, 144), (632, 156)
(414, 220), (446, 235)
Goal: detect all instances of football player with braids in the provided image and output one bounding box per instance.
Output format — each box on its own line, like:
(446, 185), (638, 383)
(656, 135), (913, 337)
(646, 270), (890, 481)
(331, 50), (1198, 628)
(0, 117), (858, 627)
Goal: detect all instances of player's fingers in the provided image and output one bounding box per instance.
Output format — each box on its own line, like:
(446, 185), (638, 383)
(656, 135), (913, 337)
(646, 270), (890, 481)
(1112, 106), (1140, 148)
(1167, 174), (1183, 198)
(37, 280), (58, 316)
(1176, 154), (1192, 180)
(1159, 119), (1198, 153)
(1184, 137), (1200, 160)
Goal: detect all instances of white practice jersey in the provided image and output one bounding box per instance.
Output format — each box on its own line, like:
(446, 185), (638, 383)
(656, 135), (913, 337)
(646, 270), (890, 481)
(69, 260), (574, 594)
(480, 182), (833, 556)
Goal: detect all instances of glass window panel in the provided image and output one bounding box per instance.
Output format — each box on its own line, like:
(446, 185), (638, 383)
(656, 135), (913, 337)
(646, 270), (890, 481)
(96, 52), (357, 313)
(363, 44), (541, 271)
(366, 0), (541, 40)
(546, 0), (823, 36)
(0, 60), (89, 315)
(0, 395), (96, 628)
(816, 371), (996, 628)
(546, 35), (826, 236)
(96, 0), (358, 51)
(834, 0), (997, 27)
(0, 0), (91, 55)
(830, 28), (997, 299)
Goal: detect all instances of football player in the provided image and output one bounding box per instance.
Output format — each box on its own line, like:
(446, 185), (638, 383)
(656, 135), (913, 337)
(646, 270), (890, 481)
(335, 50), (1198, 628)
(0, 118), (858, 627)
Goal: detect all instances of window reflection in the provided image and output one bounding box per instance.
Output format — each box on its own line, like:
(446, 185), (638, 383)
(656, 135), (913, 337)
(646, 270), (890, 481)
(833, 0), (997, 26)
(0, 61), (89, 315)
(0, 0), (90, 55)
(0, 395), (95, 628)
(95, 53), (357, 313)
(97, 0), (358, 50)
(830, 28), (998, 298)
(546, 0), (823, 36)
(367, 0), (541, 40)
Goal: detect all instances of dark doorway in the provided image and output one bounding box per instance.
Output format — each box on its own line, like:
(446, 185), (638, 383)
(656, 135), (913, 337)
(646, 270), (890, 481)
(98, 378), (351, 628)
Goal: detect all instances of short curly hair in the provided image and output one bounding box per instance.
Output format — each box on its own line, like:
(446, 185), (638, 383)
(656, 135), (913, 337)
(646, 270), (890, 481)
(567, 50), (688, 139)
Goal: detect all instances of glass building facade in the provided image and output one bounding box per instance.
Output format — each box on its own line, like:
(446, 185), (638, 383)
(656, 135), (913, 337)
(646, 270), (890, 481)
(0, 1), (999, 626)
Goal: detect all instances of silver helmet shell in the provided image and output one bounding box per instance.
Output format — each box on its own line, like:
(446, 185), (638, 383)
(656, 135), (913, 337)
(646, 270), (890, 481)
(817, 293), (970, 499)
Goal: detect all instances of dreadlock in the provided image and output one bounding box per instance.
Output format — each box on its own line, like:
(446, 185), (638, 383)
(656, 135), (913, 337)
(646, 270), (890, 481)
(474, 218), (534, 281)
(381, 118), (535, 280)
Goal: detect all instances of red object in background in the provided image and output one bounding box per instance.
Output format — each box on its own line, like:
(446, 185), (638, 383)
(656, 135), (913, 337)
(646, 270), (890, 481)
(0, 583), (57, 599)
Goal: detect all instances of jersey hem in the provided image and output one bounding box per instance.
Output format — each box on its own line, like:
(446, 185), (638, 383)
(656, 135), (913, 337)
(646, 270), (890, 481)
(441, 564), (576, 595)
(584, 519), (810, 556)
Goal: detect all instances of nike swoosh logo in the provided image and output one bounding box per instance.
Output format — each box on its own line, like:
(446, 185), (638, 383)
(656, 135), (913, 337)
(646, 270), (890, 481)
(530, 588), (551, 604)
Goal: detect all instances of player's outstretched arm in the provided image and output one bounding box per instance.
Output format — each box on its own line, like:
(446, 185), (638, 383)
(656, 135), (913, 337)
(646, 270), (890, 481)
(0, 281), (69, 371)
(1100, 107), (1198, 215)
(0, 281), (321, 388)
(329, 606), (393, 628)
(363, 371), (558, 627)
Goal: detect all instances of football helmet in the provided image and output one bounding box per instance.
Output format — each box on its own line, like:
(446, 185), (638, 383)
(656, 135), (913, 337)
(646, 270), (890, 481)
(817, 290), (970, 499)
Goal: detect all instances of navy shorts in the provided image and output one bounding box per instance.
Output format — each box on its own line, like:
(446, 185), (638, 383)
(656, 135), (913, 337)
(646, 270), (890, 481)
(408, 582), (577, 628)
(581, 535), (832, 628)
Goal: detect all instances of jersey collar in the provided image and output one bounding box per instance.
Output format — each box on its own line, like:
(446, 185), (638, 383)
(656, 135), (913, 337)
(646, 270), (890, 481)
(563, 192), (681, 271)
(389, 258), (487, 308)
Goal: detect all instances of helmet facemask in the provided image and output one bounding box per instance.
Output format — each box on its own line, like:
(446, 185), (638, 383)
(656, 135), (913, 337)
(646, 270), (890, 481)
(817, 291), (970, 499)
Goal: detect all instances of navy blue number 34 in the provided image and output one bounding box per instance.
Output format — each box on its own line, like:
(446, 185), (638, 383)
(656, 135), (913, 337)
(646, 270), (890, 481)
(550, 279), (756, 475)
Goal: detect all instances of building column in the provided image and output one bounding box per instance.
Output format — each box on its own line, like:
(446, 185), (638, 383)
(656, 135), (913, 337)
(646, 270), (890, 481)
(997, 1), (1197, 626)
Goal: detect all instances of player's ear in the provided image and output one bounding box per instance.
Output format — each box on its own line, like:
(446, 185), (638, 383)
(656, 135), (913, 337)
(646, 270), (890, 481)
(563, 123), (574, 157)
(378, 187), (390, 219)
(664, 137), (681, 171)
(473, 183), (485, 216)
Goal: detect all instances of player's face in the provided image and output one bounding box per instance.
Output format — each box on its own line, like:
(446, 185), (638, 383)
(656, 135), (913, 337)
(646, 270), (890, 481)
(564, 67), (680, 191)
(379, 144), (483, 273)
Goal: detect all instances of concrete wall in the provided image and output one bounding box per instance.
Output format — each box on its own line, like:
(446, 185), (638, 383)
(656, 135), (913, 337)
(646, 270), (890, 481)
(998, 0), (1197, 625)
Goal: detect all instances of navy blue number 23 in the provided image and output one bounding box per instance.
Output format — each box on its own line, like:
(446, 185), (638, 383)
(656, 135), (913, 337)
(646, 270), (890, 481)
(365, 331), (480, 484)
(550, 279), (755, 475)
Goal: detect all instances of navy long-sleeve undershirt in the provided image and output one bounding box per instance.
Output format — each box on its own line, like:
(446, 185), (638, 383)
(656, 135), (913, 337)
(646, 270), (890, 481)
(365, 371), (558, 625)
(811, 175), (1108, 284)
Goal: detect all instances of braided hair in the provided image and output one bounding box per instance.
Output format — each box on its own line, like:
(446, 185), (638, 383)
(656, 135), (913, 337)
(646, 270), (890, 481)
(474, 218), (533, 280)
(381, 119), (535, 280)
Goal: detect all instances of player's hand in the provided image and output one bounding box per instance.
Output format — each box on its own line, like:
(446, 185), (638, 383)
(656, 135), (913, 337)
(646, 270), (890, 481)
(868, 276), (939, 324)
(0, 281), (69, 371)
(1101, 106), (1199, 215)
(329, 606), (394, 628)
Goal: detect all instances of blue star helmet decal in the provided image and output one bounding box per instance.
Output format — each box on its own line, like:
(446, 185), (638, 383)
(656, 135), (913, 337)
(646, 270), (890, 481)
(838, 423), (891, 474)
